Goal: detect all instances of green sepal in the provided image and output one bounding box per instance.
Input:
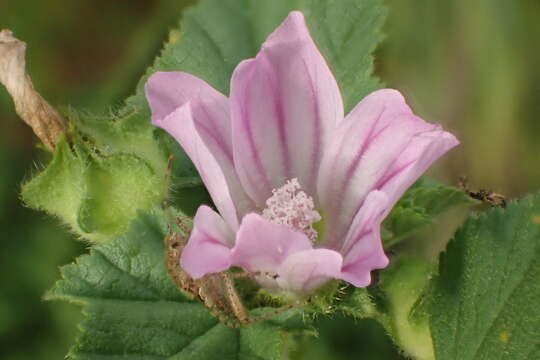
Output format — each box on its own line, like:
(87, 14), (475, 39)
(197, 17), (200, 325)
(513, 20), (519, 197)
(335, 287), (380, 320)
(21, 137), (88, 238)
(77, 152), (162, 237)
(21, 106), (201, 241)
(21, 134), (167, 242)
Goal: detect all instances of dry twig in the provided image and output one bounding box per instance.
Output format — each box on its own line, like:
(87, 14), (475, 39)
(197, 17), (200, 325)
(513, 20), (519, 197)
(0, 29), (66, 150)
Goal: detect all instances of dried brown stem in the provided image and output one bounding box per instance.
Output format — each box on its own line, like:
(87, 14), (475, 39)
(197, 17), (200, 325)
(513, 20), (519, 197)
(165, 217), (300, 328)
(0, 29), (66, 151)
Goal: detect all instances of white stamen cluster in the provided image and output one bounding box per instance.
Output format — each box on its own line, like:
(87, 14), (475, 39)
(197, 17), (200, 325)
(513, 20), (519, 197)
(262, 178), (321, 241)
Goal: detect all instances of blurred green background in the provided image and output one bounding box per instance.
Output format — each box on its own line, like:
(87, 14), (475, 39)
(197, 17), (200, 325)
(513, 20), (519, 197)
(0, 0), (538, 359)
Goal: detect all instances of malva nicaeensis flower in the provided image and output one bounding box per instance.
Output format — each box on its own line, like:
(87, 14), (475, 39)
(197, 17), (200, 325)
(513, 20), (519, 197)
(145, 11), (458, 294)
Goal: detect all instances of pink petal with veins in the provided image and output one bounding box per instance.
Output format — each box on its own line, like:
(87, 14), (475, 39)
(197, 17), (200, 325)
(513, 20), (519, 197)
(338, 191), (389, 287)
(230, 213), (312, 273)
(230, 11), (343, 206)
(145, 72), (255, 222)
(318, 89), (458, 248)
(180, 206), (234, 279)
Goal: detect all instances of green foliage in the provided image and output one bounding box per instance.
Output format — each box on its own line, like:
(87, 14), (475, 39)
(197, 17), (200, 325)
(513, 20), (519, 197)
(301, 0), (386, 112)
(127, 0), (386, 112)
(383, 178), (477, 247)
(430, 193), (540, 360)
(47, 210), (303, 359)
(338, 194), (540, 360)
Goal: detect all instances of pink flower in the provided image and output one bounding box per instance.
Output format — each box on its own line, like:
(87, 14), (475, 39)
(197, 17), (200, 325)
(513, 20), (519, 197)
(145, 11), (458, 294)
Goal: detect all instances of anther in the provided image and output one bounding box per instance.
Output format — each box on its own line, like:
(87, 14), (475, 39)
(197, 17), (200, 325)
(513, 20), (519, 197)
(262, 178), (321, 241)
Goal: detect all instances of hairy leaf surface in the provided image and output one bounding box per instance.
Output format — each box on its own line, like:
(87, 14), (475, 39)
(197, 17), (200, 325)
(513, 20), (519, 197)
(47, 210), (301, 360)
(126, 0), (386, 112)
(383, 179), (477, 247)
(430, 194), (540, 360)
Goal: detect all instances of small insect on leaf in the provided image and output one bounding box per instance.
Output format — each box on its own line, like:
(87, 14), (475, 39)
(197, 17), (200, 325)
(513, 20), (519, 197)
(458, 176), (506, 208)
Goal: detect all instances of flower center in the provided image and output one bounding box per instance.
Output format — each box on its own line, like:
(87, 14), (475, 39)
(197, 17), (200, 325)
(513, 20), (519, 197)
(262, 178), (321, 241)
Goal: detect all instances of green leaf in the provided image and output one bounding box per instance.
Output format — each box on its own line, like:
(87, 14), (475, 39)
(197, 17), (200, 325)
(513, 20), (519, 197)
(47, 209), (302, 359)
(302, 0), (386, 111)
(21, 138), (87, 237)
(430, 193), (540, 360)
(126, 0), (386, 112)
(383, 178), (477, 247)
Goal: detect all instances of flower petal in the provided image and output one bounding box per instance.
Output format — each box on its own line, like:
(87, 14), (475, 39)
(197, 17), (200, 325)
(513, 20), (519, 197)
(375, 129), (459, 211)
(230, 11), (343, 206)
(146, 72), (230, 125)
(318, 89), (457, 248)
(145, 72), (256, 223)
(230, 213), (312, 274)
(180, 205), (234, 279)
(338, 191), (389, 287)
(277, 249), (343, 293)
(149, 103), (239, 229)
